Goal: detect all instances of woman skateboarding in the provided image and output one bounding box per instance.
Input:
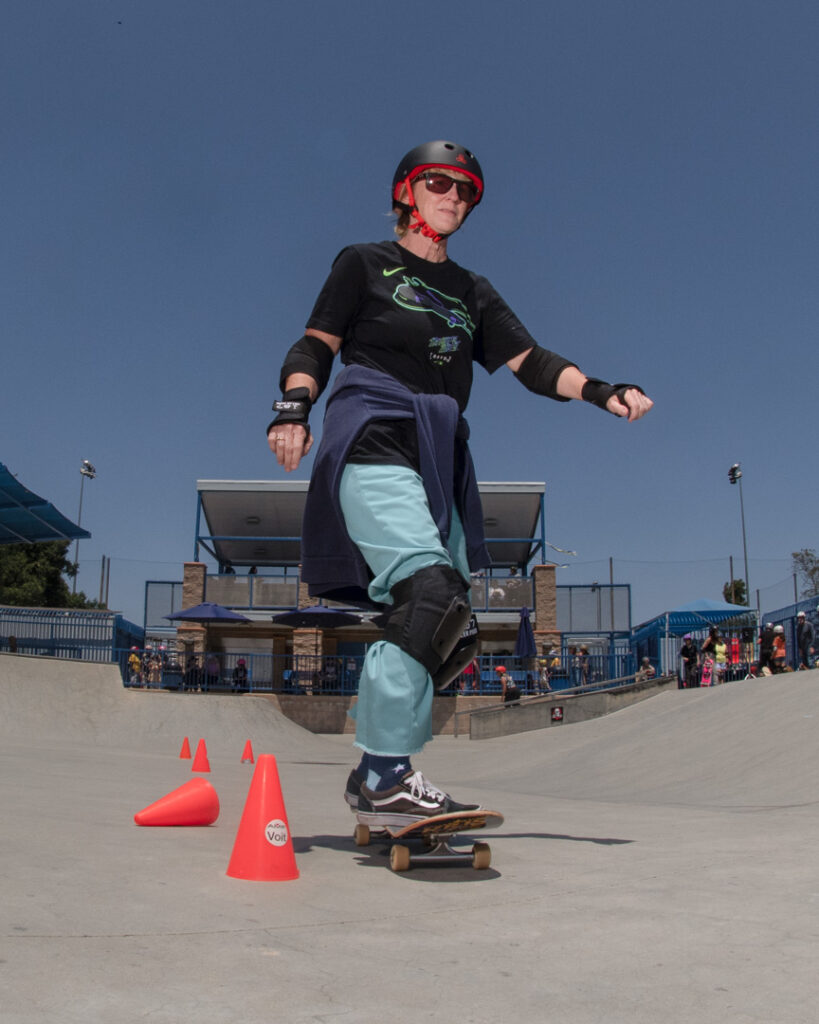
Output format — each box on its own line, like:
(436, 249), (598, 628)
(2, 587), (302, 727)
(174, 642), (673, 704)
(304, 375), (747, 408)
(266, 139), (654, 826)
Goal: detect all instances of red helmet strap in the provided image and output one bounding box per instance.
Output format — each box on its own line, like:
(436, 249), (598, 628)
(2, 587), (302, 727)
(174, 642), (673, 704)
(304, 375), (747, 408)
(403, 175), (445, 244)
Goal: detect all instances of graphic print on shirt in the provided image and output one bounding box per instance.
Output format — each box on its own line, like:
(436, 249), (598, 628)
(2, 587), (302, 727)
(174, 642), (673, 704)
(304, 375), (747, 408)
(428, 336), (461, 366)
(391, 275), (476, 338)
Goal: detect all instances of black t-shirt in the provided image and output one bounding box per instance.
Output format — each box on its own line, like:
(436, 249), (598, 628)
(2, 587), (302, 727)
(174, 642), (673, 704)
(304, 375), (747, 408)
(306, 240), (541, 465)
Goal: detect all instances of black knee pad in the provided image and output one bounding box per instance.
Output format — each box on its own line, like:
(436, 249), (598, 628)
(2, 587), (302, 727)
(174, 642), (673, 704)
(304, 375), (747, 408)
(432, 614), (479, 692)
(384, 565), (472, 678)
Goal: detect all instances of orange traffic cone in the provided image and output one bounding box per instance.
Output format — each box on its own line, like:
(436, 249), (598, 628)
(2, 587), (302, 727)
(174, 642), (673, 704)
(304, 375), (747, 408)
(134, 778), (220, 826)
(226, 755), (299, 880)
(241, 740), (255, 764)
(179, 736), (192, 759)
(191, 738), (210, 773)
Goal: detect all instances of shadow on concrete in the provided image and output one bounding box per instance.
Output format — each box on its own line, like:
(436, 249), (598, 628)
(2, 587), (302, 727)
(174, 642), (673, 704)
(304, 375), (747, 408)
(499, 831), (633, 846)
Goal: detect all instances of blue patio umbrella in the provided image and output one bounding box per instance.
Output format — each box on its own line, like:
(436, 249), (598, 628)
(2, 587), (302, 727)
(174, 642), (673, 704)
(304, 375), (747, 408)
(272, 604), (362, 659)
(165, 602), (251, 623)
(271, 605), (362, 629)
(514, 606), (537, 660)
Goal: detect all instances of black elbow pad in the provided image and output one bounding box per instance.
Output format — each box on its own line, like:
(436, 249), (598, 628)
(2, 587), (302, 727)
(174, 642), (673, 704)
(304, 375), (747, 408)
(279, 334), (335, 396)
(513, 345), (576, 401)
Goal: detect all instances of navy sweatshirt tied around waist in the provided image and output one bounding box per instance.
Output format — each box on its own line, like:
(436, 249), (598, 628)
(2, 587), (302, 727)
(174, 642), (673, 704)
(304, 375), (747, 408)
(300, 364), (490, 607)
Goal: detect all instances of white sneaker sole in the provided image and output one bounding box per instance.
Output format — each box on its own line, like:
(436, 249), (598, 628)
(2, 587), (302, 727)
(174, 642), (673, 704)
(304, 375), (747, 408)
(355, 808), (429, 828)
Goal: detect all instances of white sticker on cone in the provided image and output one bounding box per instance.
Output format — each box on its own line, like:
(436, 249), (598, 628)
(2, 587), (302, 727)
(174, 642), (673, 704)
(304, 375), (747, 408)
(265, 819), (288, 847)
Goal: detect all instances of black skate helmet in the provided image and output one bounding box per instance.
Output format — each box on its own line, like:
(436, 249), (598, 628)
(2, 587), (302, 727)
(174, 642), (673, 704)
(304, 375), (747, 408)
(392, 140), (484, 242)
(392, 140), (484, 207)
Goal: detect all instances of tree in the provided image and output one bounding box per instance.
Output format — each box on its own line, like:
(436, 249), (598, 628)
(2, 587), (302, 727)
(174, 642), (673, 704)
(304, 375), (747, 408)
(0, 541), (101, 609)
(723, 579), (747, 606)
(792, 549), (819, 598)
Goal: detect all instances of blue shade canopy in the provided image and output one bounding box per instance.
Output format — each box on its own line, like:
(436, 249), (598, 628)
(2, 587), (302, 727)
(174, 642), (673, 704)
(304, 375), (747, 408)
(0, 463), (91, 545)
(632, 598), (755, 643)
(670, 599), (750, 614)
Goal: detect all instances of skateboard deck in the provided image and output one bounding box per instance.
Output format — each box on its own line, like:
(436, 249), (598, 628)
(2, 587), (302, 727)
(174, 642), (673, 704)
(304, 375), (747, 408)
(354, 809), (503, 872)
(701, 658), (713, 687)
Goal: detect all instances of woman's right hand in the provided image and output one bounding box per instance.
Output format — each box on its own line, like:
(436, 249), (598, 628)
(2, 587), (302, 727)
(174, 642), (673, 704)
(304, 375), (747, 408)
(267, 422), (313, 473)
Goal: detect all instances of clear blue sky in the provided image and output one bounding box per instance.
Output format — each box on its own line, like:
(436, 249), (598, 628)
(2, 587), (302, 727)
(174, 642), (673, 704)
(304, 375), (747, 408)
(2, 1), (816, 628)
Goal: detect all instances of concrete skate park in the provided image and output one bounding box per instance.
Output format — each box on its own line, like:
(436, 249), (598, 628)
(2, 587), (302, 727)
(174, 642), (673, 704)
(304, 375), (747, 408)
(2, 652), (818, 1024)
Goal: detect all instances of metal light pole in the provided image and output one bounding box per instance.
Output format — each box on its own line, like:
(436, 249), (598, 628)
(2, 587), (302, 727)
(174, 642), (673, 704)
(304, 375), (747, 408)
(72, 460), (96, 594)
(727, 463), (749, 606)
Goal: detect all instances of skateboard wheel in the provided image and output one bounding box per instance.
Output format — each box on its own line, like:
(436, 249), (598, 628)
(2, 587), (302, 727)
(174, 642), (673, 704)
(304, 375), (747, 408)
(354, 823), (371, 847)
(472, 842), (491, 870)
(390, 844), (411, 872)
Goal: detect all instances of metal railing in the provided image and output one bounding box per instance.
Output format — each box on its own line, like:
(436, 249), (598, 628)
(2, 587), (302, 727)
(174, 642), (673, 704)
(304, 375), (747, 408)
(115, 650), (637, 696)
(452, 671), (666, 737)
(118, 649), (366, 695)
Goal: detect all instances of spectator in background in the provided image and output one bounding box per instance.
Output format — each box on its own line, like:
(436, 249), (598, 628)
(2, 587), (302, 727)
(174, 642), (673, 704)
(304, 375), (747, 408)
(538, 658), (553, 693)
(713, 633), (728, 684)
(701, 626), (718, 662)
(184, 654), (203, 692)
(679, 634), (698, 688)
(205, 653), (220, 690)
(771, 626), (787, 673)
(460, 655), (480, 693)
(127, 647), (142, 687)
(321, 657), (339, 692)
(636, 657), (656, 683)
(232, 657), (248, 691)
(578, 646), (590, 687)
(759, 622), (775, 676)
(344, 656), (359, 691)
(569, 646), (582, 688)
(796, 612), (814, 670)
(145, 645), (162, 688)
(497, 665), (521, 705)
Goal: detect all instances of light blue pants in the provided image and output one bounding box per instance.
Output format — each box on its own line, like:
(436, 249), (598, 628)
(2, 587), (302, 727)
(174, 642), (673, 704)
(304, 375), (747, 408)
(338, 463), (470, 756)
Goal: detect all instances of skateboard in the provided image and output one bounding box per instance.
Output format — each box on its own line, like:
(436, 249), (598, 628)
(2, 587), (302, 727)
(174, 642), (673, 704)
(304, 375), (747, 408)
(701, 658), (713, 687)
(354, 809), (504, 872)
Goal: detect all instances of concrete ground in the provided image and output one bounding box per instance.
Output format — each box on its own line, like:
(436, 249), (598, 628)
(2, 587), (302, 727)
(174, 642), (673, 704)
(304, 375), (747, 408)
(2, 652), (818, 1023)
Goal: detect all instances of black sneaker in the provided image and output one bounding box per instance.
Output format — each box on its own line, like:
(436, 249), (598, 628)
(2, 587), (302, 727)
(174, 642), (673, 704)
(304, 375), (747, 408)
(344, 767), (365, 811)
(356, 769), (480, 828)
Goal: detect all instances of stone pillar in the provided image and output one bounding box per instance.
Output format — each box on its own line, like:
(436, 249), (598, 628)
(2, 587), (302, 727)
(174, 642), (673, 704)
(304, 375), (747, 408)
(293, 628), (321, 693)
(532, 564), (561, 652)
(178, 624), (206, 657)
(293, 628), (322, 658)
(178, 563), (208, 657)
(183, 562), (207, 606)
(297, 567), (311, 610)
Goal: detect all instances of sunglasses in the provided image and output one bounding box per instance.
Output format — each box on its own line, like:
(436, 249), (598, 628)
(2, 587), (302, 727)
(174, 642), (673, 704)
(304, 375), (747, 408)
(418, 171), (479, 205)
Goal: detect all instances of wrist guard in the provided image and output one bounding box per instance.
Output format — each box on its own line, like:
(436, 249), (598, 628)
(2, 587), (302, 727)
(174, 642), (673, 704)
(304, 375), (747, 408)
(266, 387), (312, 437)
(581, 378), (645, 414)
(279, 334), (335, 396)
